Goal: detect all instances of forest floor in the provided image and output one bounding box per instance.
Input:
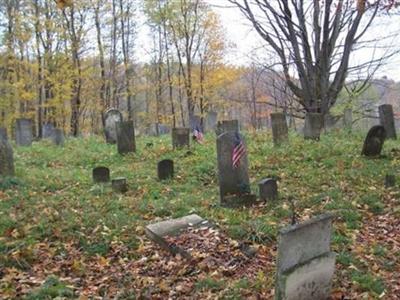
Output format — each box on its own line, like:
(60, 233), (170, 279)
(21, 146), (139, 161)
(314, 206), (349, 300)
(0, 130), (399, 299)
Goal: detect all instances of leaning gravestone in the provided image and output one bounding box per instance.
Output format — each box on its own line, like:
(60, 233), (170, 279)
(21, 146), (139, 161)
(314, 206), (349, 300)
(206, 111), (218, 131)
(259, 178), (278, 202)
(271, 113), (288, 146)
(51, 128), (64, 146)
(116, 121), (136, 154)
(15, 118), (33, 146)
(275, 214), (336, 300)
(42, 123), (55, 139)
(0, 136), (15, 176)
(304, 113), (323, 140)
(104, 108), (123, 144)
(158, 159), (174, 180)
(0, 128), (8, 141)
(92, 166), (110, 183)
(379, 104), (396, 139)
(217, 132), (257, 207)
(172, 128), (190, 149)
(361, 125), (386, 157)
(215, 120), (239, 136)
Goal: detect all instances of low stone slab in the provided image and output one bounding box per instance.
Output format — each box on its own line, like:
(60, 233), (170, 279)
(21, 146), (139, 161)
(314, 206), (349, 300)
(278, 252), (336, 300)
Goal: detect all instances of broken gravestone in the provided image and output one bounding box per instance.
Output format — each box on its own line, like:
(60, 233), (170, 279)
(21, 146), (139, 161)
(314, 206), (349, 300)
(0, 135), (15, 177)
(275, 214), (336, 300)
(271, 113), (289, 146)
(112, 177), (128, 193)
(104, 108), (123, 144)
(15, 118), (33, 146)
(158, 159), (174, 180)
(92, 166), (110, 183)
(215, 120), (239, 136)
(361, 125), (386, 157)
(172, 128), (190, 149)
(259, 178), (278, 202)
(217, 131), (257, 207)
(116, 121), (136, 154)
(379, 104), (396, 139)
(304, 113), (323, 140)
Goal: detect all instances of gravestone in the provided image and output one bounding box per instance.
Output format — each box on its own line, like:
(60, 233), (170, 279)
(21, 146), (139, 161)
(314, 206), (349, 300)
(215, 120), (239, 136)
(15, 118), (33, 146)
(112, 177), (128, 193)
(42, 123), (55, 139)
(206, 111), (218, 131)
(271, 113), (288, 146)
(275, 214), (336, 300)
(190, 115), (202, 131)
(343, 109), (352, 129)
(379, 104), (396, 139)
(361, 125), (386, 157)
(158, 159), (174, 180)
(217, 131), (256, 207)
(51, 128), (65, 146)
(259, 178), (278, 202)
(385, 174), (396, 188)
(0, 128), (8, 141)
(304, 113), (323, 140)
(159, 124), (170, 135)
(104, 108), (123, 144)
(116, 121), (136, 154)
(172, 128), (190, 149)
(0, 136), (15, 176)
(92, 166), (110, 183)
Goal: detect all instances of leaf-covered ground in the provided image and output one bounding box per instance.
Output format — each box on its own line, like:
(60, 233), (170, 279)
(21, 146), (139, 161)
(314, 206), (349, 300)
(0, 130), (399, 299)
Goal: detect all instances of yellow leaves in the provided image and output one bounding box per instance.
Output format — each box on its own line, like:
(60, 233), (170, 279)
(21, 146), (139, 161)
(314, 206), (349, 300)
(56, 0), (73, 9)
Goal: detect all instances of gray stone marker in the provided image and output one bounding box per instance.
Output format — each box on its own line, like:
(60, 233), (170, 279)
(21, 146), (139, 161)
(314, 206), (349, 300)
(304, 113), (323, 140)
(42, 123), (55, 139)
(361, 125), (386, 157)
(343, 109), (353, 130)
(116, 121), (136, 154)
(158, 159), (174, 180)
(0, 136), (15, 177)
(15, 118), (33, 146)
(276, 214), (336, 300)
(104, 108), (123, 144)
(159, 124), (170, 135)
(0, 128), (8, 141)
(385, 174), (396, 188)
(215, 120), (239, 136)
(112, 177), (128, 193)
(172, 128), (190, 149)
(217, 131), (257, 207)
(259, 178), (278, 202)
(206, 111), (218, 131)
(379, 104), (397, 139)
(92, 166), (110, 183)
(190, 115), (202, 131)
(271, 113), (288, 146)
(51, 128), (64, 146)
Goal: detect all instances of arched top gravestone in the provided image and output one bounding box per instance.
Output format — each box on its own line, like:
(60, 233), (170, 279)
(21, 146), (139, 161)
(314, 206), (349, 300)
(158, 159), (174, 180)
(361, 125), (386, 157)
(104, 108), (123, 144)
(92, 166), (110, 183)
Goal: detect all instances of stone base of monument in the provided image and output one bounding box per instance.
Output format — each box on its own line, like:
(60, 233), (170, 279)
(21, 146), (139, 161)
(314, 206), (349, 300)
(222, 193), (258, 208)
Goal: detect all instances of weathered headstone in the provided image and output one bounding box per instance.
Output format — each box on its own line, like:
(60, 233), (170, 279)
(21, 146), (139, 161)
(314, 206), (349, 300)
(271, 113), (289, 146)
(116, 121), (136, 154)
(304, 113), (323, 140)
(190, 115), (202, 131)
(51, 128), (65, 146)
(158, 159), (174, 180)
(275, 214), (336, 300)
(385, 174), (396, 188)
(0, 136), (15, 176)
(343, 108), (352, 130)
(112, 177), (128, 193)
(104, 108), (123, 144)
(0, 128), (8, 141)
(159, 124), (170, 135)
(172, 128), (190, 149)
(15, 118), (33, 146)
(379, 104), (396, 139)
(206, 111), (218, 131)
(323, 113), (340, 131)
(259, 178), (278, 202)
(92, 166), (110, 183)
(217, 131), (256, 207)
(42, 123), (55, 139)
(361, 125), (386, 157)
(215, 120), (239, 136)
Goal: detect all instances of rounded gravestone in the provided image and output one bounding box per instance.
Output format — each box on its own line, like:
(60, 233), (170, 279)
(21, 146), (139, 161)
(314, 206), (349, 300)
(92, 166), (110, 183)
(361, 125), (386, 157)
(112, 177), (128, 193)
(104, 108), (123, 144)
(0, 137), (15, 176)
(158, 159), (174, 180)
(258, 178), (278, 202)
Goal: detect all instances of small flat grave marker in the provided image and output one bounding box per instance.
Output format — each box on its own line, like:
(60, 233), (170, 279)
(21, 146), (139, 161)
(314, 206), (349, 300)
(158, 159), (174, 180)
(92, 166), (110, 183)
(361, 125), (386, 157)
(259, 178), (278, 202)
(112, 177), (128, 193)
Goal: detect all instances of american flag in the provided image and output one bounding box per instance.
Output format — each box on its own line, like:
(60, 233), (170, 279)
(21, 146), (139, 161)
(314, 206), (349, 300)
(232, 133), (246, 168)
(193, 125), (204, 143)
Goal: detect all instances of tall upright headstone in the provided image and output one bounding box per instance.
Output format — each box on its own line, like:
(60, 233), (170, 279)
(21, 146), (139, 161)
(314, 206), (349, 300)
(215, 120), (239, 136)
(0, 128), (8, 141)
(275, 214), (336, 300)
(116, 121), (136, 154)
(206, 111), (218, 131)
(172, 128), (190, 149)
(0, 135), (15, 176)
(343, 108), (352, 130)
(15, 118), (33, 146)
(379, 104), (396, 139)
(104, 108), (123, 144)
(216, 132), (256, 207)
(304, 113), (323, 140)
(51, 128), (65, 146)
(271, 113), (288, 146)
